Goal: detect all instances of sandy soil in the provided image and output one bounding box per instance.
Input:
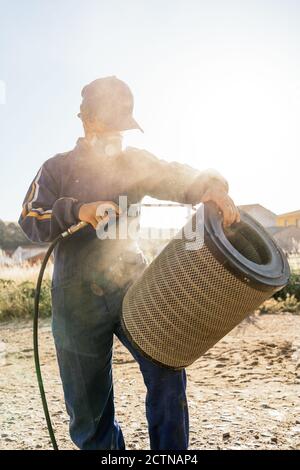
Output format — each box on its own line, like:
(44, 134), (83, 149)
(0, 314), (300, 450)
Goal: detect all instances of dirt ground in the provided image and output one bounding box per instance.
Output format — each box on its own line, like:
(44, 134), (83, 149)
(0, 314), (300, 450)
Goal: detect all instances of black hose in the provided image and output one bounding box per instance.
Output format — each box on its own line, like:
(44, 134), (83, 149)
(33, 234), (63, 451)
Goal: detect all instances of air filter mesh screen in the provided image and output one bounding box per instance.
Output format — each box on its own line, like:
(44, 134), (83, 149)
(122, 223), (275, 368)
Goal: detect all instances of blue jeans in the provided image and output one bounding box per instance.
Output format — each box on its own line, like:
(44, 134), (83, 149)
(51, 281), (189, 450)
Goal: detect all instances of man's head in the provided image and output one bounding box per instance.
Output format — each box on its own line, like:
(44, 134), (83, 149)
(79, 76), (143, 138)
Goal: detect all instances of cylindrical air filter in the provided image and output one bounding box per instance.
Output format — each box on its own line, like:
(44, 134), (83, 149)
(121, 202), (290, 369)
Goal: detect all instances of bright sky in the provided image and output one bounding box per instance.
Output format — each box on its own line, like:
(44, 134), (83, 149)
(0, 0), (299, 222)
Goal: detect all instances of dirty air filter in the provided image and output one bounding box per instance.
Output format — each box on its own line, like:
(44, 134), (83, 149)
(121, 202), (290, 369)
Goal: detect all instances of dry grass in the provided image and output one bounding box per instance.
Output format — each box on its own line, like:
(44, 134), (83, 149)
(257, 294), (300, 315)
(0, 261), (53, 283)
(0, 262), (53, 322)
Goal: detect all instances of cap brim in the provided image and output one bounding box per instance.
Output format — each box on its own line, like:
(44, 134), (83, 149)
(119, 116), (144, 133)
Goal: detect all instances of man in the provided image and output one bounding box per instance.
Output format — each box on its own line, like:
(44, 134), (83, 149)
(19, 76), (240, 450)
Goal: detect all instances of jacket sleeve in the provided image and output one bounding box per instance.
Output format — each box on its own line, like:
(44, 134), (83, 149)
(18, 161), (83, 243)
(124, 146), (229, 205)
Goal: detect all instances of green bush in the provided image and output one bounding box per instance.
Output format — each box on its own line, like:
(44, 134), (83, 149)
(0, 278), (52, 322)
(273, 273), (300, 301)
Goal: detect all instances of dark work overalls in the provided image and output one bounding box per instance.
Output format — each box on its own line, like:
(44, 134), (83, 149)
(19, 138), (209, 450)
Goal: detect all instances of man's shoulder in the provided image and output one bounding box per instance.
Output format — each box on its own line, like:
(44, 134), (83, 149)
(42, 150), (74, 172)
(44, 150), (73, 166)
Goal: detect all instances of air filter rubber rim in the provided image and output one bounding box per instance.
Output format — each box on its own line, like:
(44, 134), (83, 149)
(203, 202), (290, 291)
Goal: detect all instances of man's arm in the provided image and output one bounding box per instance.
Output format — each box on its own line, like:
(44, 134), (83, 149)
(124, 147), (240, 227)
(19, 161), (83, 243)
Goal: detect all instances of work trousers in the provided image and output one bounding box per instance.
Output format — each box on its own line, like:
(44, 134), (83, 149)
(51, 281), (189, 450)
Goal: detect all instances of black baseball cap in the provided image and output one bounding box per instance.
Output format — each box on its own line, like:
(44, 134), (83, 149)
(78, 76), (144, 133)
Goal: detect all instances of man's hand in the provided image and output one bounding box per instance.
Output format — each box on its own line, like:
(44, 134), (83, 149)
(201, 183), (240, 228)
(78, 201), (121, 229)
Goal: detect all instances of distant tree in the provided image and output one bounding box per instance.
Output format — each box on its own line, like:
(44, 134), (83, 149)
(0, 219), (5, 242)
(0, 220), (32, 250)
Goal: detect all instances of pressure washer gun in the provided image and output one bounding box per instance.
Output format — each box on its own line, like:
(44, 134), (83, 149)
(61, 220), (88, 238)
(61, 206), (117, 238)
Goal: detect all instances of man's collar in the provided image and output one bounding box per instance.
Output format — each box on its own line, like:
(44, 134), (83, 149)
(74, 137), (101, 162)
